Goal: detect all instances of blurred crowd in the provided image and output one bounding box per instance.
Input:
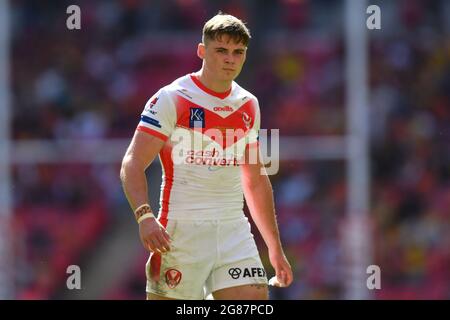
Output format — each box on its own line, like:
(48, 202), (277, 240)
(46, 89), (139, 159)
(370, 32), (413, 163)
(9, 0), (450, 299)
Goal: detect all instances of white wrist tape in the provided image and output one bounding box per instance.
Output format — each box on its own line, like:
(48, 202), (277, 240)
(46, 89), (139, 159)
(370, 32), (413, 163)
(137, 212), (155, 224)
(134, 204), (154, 223)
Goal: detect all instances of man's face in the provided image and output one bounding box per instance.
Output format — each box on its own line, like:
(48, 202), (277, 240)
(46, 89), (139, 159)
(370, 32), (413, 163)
(198, 34), (247, 82)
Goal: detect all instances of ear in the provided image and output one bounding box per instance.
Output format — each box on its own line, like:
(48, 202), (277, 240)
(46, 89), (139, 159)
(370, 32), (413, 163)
(197, 43), (205, 59)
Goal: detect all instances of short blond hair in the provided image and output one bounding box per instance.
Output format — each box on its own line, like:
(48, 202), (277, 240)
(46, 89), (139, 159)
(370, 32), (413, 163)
(202, 12), (251, 46)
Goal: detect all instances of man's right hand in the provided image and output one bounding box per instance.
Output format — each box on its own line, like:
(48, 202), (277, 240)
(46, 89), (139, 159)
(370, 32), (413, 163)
(138, 218), (171, 253)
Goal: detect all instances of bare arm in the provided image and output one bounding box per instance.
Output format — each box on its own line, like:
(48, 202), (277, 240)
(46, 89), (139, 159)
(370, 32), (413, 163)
(120, 130), (163, 210)
(120, 130), (171, 253)
(240, 147), (293, 287)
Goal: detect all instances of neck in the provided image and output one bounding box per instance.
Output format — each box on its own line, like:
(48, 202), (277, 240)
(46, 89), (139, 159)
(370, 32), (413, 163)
(195, 68), (232, 93)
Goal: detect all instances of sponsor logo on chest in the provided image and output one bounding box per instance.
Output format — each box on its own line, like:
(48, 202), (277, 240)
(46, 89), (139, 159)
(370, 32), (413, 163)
(213, 106), (234, 112)
(189, 107), (205, 128)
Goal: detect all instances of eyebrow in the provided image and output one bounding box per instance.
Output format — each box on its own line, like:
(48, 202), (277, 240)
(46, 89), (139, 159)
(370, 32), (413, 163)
(214, 47), (246, 52)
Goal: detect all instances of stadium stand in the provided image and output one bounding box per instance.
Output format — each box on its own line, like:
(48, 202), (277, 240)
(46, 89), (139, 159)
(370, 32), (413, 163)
(10, 0), (450, 299)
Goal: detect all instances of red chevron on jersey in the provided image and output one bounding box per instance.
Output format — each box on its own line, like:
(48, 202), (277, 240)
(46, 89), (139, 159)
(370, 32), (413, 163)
(175, 95), (256, 149)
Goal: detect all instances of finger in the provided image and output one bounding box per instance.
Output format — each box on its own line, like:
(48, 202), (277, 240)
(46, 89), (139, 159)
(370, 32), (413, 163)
(156, 234), (171, 252)
(280, 268), (293, 287)
(278, 271), (286, 286)
(161, 230), (171, 243)
(156, 222), (171, 241)
(160, 228), (172, 243)
(145, 240), (156, 253)
(275, 270), (287, 287)
(146, 238), (160, 253)
(286, 269), (294, 286)
(153, 234), (169, 253)
(275, 268), (283, 281)
(151, 236), (166, 254)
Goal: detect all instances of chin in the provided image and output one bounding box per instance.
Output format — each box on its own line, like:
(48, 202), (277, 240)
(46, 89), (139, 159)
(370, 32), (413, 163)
(220, 70), (238, 80)
(219, 75), (234, 82)
(225, 72), (239, 81)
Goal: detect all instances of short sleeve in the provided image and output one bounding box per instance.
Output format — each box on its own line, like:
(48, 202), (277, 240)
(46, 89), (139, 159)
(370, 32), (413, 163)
(136, 88), (176, 142)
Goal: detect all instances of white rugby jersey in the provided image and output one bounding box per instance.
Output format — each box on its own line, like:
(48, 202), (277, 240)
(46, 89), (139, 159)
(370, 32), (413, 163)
(136, 73), (260, 221)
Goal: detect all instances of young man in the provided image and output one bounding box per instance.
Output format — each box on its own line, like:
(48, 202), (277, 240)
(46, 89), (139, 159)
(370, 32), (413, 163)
(120, 13), (293, 300)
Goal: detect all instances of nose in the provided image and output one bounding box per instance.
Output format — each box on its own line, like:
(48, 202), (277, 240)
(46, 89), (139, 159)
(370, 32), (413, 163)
(224, 53), (235, 65)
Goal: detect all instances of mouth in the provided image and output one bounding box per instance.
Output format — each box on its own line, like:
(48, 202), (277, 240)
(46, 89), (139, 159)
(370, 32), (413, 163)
(223, 68), (235, 72)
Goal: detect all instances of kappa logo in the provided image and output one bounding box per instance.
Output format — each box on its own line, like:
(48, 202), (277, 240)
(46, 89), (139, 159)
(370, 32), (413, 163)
(165, 268), (182, 289)
(228, 267), (266, 280)
(242, 112), (252, 129)
(189, 107), (205, 128)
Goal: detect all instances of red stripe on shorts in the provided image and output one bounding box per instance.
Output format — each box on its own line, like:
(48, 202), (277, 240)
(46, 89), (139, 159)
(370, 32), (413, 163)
(149, 145), (173, 281)
(159, 144), (173, 225)
(150, 252), (162, 281)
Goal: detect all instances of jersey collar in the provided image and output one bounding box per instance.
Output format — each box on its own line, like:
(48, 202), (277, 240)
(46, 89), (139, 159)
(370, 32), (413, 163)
(190, 74), (232, 99)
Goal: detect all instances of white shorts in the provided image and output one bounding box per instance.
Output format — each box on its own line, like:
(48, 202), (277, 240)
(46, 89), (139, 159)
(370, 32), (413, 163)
(145, 216), (268, 300)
